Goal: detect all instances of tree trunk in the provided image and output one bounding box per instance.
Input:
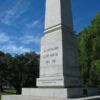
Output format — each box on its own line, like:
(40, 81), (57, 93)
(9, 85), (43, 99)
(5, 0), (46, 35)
(16, 87), (21, 94)
(0, 85), (3, 92)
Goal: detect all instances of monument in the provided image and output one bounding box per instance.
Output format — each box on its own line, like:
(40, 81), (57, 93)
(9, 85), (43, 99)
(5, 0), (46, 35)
(22, 0), (84, 98)
(2, 0), (99, 100)
(37, 0), (83, 88)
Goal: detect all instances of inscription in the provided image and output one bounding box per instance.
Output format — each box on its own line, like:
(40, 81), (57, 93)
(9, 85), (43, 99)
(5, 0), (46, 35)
(41, 42), (62, 66)
(42, 46), (59, 65)
(44, 47), (59, 53)
(43, 53), (58, 59)
(38, 79), (63, 84)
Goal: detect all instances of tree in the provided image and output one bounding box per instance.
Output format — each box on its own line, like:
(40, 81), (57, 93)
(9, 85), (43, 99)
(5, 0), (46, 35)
(8, 54), (27, 94)
(78, 12), (100, 87)
(8, 52), (39, 94)
(23, 52), (39, 87)
(0, 51), (8, 92)
(77, 29), (91, 82)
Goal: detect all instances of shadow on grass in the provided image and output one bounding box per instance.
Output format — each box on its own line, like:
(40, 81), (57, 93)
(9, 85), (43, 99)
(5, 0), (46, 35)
(3, 91), (16, 95)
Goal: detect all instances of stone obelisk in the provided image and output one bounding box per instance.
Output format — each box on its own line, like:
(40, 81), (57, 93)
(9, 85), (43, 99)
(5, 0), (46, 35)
(37, 0), (83, 88)
(35, 0), (83, 98)
(23, 0), (83, 98)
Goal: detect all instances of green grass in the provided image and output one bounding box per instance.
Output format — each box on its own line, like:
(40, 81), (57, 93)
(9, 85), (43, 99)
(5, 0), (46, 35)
(0, 90), (16, 100)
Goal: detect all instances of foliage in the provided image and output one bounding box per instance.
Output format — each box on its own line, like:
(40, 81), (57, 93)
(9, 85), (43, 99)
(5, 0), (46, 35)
(0, 51), (9, 92)
(0, 51), (39, 94)
(78, 12), (100, 87)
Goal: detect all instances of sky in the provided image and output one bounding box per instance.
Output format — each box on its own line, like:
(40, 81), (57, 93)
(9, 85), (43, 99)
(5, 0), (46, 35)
(0, 0), (100, 55)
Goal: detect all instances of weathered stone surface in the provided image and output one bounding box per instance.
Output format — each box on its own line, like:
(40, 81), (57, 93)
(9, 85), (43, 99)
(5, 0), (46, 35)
(45, 0), (73, 30)
(22, 88), (83, 98)
(2, 95), (100, 100)
(87, 88), (98, 96)
(37, 76), (83, 87)
(37, 27), (83, 87)
(2, 95), (66, 100)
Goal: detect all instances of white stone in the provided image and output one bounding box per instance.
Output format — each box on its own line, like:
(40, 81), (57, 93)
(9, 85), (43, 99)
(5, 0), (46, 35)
(36, 0), (83, 88)
(37, 76), (83, 87)
(2, 95), (67, 100)
(45, 0), (73, 29)
(37, 27), (83, 87)
(22, 88), (83, 98)
(2, 95), (100, 100)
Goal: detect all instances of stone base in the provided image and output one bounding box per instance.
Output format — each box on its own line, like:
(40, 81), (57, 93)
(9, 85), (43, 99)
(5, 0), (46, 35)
(1, 88), (99, 100)
(37, 76), (83, 87)
(87, 88), (98, 96)
(1, 95), (66, 100)
(22, 88), (83, 98)
(2, 95), (100, 100)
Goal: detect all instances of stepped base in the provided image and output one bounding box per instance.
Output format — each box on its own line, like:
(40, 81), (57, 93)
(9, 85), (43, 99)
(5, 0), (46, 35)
(22, 88), (83, 98)
(1, 88), (99, 100)
(2, 95), (100, 100)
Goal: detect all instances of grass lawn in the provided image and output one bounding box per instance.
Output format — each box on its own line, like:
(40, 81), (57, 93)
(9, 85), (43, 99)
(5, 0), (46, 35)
(0, 90), (16, 100)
